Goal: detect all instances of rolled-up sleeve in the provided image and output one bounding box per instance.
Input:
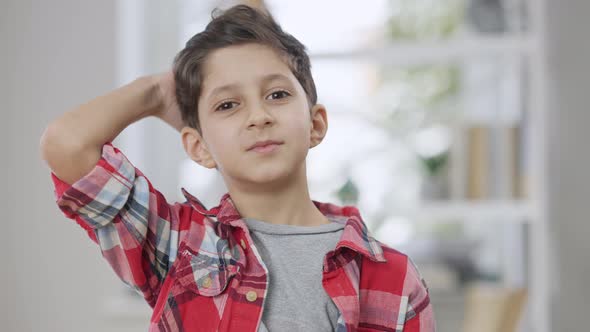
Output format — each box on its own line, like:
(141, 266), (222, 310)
(51, 142), (183, 308)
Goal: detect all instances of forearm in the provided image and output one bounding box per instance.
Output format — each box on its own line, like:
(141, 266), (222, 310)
(40, 76), (161, 184)
(43, 76), (160, 150)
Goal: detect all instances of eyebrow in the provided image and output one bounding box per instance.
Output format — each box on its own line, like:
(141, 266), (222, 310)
(206, 73), (291, 101)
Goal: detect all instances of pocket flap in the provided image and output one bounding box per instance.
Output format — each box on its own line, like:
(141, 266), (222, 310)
(172, 249), (239, 297)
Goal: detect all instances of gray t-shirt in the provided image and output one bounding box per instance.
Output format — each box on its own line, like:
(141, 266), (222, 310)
(242, 216), (346, 332)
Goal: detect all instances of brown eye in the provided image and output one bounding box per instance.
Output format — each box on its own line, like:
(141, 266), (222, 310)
(267, 90), (291, 100)
(216, 101), (237, 111)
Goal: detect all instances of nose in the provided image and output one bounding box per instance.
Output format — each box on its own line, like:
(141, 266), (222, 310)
(247, 102), (275, 129)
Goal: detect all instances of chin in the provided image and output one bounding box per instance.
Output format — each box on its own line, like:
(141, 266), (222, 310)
(230, 151), (307, 186)
(242, 163), (298, 186)
(250, 168), (290, 183)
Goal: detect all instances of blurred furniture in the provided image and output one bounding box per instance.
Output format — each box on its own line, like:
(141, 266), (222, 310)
(462, 283), (528, 332)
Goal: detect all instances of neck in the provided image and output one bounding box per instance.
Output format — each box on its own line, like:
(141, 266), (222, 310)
(225, 162), (329, 226)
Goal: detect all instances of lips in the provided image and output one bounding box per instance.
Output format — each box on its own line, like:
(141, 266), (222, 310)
(247, 140), (284, 151)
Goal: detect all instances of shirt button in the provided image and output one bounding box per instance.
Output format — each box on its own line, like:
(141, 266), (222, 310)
(241, 239), (247, 249)
(202, 276), (212, 288)
(246, 291), (257, 302)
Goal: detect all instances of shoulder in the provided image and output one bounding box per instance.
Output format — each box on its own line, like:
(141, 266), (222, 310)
(362, 239), (430, 302)
(365, 239), (414, 276)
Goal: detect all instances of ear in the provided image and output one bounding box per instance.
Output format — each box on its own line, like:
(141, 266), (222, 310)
(181, 127), (218, 169)
(309, 103), (328, 149)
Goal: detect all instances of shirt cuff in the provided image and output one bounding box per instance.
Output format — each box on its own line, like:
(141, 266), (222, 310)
(51, 142), (136, 230)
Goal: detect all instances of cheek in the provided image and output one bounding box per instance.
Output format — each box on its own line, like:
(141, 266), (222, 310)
(284, 105), (311, 132)
(201, 128), (235, 163)
(213, 133), (238, 157)
(286, 119), (312, 151)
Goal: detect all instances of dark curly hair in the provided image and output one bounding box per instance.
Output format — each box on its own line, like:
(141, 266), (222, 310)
(173, 4), (318, 134)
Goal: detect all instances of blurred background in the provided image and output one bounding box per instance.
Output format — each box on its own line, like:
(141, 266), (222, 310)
(1, 0), (589, 331)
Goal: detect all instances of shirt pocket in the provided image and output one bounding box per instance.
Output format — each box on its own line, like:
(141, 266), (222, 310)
(170, 245), (240, 297)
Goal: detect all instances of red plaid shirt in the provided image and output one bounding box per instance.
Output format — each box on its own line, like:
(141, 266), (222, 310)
(51, 142), (435, 331)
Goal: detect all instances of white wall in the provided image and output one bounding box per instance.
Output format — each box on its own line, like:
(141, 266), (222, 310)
(1, 0), (148, 331)
(545, 1), (590, 331)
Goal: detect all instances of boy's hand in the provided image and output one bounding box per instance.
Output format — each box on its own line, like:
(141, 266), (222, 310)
(152, 71), (184, 132)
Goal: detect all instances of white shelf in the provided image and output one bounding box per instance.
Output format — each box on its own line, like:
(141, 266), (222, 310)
(390, 200), (534, 221)
(310, 35), (536, 65)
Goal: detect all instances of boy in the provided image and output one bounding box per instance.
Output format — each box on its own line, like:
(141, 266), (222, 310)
(40, 4), (435, 332)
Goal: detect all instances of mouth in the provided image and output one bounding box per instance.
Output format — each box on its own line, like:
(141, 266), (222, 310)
(247, 140), (284, 153)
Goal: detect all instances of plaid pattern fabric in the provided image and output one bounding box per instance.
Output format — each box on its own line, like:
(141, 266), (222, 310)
(51, 142), (435, 331)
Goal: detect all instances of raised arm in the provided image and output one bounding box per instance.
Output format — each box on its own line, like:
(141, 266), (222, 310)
(39, 72), (188, 308)
(40, 72), (183, 185)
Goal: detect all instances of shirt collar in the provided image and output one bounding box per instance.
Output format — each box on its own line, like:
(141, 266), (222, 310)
(181, 188), (387, 263)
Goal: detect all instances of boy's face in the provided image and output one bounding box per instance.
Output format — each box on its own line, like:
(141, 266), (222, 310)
(181, 43), (327, 189)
